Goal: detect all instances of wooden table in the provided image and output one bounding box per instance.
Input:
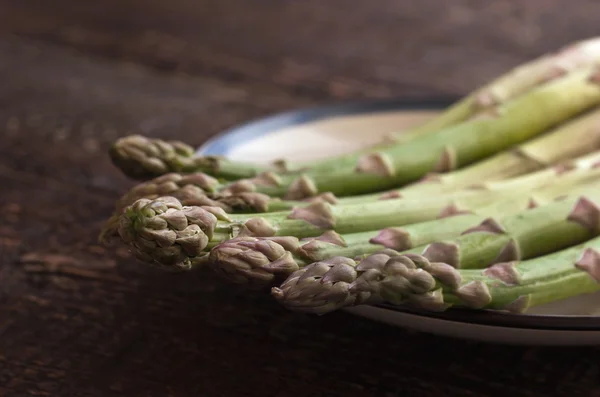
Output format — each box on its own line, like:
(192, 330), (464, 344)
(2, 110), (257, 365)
(2, 1), (600, 396)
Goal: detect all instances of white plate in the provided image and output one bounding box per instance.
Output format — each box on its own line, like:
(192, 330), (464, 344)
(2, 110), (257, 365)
(196, 99), (600, 345)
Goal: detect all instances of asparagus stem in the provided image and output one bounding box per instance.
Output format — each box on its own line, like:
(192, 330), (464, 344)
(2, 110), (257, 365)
(114, 161), (600, 272)
(106, 118), (600, 220)
(109, 38), (600, 183)
(271, 235), (600, 315)
(218, 133), (600, 212)
(221, 66), (600, 199)
(400, 190), (600, 270)
(210, 108), (600, 212)
(207, 177), (600, 287)
(101, 145), (600, 250)
(343, 105), (600, 204)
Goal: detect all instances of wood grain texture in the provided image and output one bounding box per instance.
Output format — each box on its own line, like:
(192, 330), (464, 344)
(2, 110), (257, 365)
(2, 1), (600, 396)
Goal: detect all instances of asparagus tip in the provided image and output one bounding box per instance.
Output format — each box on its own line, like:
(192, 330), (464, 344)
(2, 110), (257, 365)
(208, 236), (301, 287)
(116, 196), (216, 269)
(109, 135), (195, 180)
(216, 192), (273, 212)
(270, 259), (359, 315)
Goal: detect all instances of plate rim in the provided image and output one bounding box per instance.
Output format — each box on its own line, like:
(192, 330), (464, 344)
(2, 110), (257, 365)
(196, 97), (600, 332)
(198, 97), (456, 156)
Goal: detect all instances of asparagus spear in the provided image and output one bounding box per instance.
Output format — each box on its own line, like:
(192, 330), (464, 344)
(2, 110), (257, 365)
(117, 192), (503, 271)
(271, 235), (600, 315)
(345, 105), (600, 204)
(104, 146), (600, 246)
(255, 105), (600, 209)
(110, 38), (600, 183)
(115, 162), (600, 271)
(208, 179), (600, 287)
(106, 105), (600, 217)
(109, 135), (281, 181)
(220, 66), (600, 199)
(101, 145), (600, 257)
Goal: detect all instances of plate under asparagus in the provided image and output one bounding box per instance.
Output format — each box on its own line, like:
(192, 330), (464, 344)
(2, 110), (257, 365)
(101, 37), (600, 316)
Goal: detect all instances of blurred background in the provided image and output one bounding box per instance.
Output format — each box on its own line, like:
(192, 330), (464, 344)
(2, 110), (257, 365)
(3, 1), (600, 157)
(2, 1), (600, 396)
(4, 0), (600, 101)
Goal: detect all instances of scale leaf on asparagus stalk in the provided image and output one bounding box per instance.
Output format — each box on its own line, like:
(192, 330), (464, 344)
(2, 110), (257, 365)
(109, 37), (600, 183)
(271, 234), (600, 315)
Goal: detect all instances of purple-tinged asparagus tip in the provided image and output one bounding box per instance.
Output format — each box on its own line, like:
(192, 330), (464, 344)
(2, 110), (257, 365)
(116, 196), (218, 270)
(208, 236), (302, 288)
(110, 135), (196, 180)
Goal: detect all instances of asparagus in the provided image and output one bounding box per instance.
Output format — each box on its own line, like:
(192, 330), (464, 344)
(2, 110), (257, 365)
(271, 235), (600, 315)
(109, 135), (281, 181)
(219, 66), (600, 199)
(208, 179), (600, 287)
(115, 161), (600, 271)
(104, 146), (600, 247)
(110, 38), (600, 184)
(105, 105), (600, 218)
(98, 172), (230, 244)
(345, 105), (600, 204)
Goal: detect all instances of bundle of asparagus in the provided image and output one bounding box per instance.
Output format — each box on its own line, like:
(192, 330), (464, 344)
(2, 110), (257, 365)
(101, 37), (600, 316)
(209, 167), (600, 287)
(104, 105), (600, 218)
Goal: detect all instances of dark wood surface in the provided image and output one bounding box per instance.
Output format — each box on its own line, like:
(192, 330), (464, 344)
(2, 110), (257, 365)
(2, 1), (600, 396)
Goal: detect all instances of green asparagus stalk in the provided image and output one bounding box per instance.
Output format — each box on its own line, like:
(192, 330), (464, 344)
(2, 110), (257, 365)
(271, 234), (600, 315)
(207, 106), (600, 212)
(208, 178), (600, 287)
(219, 66), (600, 199)
(272, 104), (600, 209)
(105, 104), (600, 217)
(109, 38), (600, 183)
(345, 104), (600, 203)
(114, 162), (600, 271)
(101, 147), (600, 245)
